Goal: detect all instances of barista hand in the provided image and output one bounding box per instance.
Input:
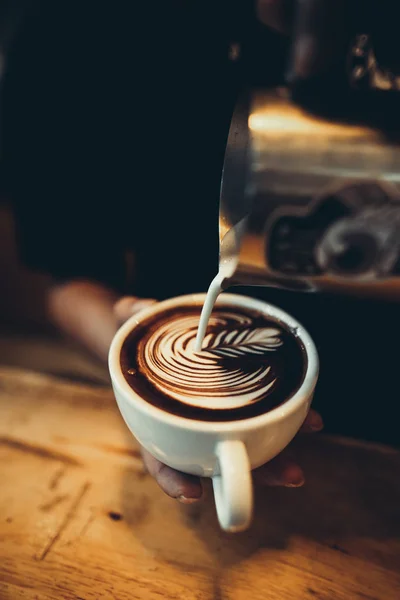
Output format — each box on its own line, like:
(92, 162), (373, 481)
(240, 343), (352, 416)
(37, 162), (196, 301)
(257, 0), (351, 82)
(115, 296), (324, 504)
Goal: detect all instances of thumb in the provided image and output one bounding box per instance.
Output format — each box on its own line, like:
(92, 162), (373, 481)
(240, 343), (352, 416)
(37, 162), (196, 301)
(113, 296), (157, 324)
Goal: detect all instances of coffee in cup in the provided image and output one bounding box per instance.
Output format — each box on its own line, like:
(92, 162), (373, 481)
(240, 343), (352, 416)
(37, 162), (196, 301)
(109, 293), (318, 532)
(120, 304), (306, 423)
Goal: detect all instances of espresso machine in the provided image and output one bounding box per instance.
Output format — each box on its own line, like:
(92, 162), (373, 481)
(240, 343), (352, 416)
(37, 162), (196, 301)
(219, 32), (400, 299)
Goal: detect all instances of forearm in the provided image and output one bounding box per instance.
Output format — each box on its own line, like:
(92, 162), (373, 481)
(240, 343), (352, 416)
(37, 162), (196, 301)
(47, 279), (119, 363)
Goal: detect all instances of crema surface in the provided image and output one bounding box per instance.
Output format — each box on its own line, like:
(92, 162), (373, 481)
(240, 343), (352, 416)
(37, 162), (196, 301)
(120, 305), (306, 422)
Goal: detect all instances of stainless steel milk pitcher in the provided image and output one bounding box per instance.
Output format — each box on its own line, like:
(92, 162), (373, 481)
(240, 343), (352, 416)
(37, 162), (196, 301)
(219, 86), (400, 296)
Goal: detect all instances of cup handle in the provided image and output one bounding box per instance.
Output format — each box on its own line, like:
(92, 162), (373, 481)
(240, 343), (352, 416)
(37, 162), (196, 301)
(212, 440), (253, 532)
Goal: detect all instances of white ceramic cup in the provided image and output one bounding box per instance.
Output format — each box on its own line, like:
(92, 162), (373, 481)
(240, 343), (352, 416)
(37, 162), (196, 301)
(109, 293), (319, 532)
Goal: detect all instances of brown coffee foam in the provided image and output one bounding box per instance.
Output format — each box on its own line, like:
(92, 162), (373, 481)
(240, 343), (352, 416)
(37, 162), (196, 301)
(120, 305), (306, 422)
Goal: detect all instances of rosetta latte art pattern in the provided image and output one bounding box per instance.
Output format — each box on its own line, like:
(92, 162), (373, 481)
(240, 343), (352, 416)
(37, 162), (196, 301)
(139, 311), (284, 410)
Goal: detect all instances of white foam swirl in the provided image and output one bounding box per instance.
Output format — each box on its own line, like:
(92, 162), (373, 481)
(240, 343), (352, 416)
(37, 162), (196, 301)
(140, 311), (284, 410)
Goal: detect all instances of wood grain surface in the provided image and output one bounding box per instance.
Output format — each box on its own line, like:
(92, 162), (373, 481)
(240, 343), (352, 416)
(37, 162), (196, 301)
(0, 366), (399, 600)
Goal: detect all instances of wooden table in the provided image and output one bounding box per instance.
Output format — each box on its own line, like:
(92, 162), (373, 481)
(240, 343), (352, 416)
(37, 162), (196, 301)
(0, 366), (399, 600)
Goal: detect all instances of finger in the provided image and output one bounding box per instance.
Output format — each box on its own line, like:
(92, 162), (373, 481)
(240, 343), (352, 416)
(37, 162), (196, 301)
(288, 0), (350, 82)
(299, 409), (323, 433)
(253, 453), (305, 487)
(257, 0), (295, 34)
(141, 448), (203, 504)
(113, 296), (157, 324)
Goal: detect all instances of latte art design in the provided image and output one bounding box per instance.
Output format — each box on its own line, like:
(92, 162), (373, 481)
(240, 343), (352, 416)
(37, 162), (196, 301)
(139, 311), (284, 410)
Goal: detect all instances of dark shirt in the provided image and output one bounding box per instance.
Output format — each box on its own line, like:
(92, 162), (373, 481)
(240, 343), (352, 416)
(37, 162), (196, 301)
(3, 1), (243, 295)
(2, 2), (399, 447)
